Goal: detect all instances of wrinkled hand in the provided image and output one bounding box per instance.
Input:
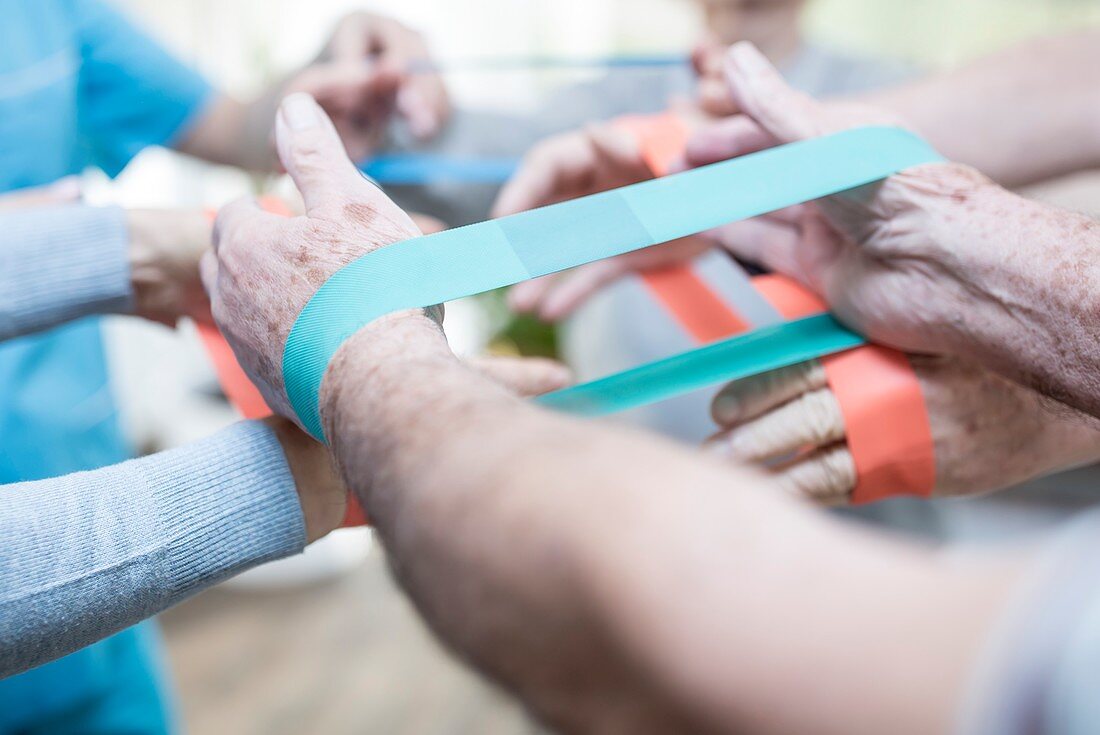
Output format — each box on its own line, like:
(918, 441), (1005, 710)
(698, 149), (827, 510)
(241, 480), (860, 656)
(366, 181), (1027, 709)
(203, 92), (437, 421)
(684, 42), (1028, 358)
(707, 357), (1100, 504)
(286, 12), (450, 161)
(495, 120), (713, 320)
(127, 209), (212, 327)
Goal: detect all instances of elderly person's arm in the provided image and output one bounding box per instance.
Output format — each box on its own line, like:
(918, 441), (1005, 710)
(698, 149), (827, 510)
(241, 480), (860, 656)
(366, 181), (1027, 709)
(205, 95), (1044, 734)
(866, 30), (1100, 188)
(0, 205), (209, 341)
(687, 44), (1100, 421)
(0, 417), (346, 678)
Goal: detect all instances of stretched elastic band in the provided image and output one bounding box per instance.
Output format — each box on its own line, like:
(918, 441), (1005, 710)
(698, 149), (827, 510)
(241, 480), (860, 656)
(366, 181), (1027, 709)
(412, 54), (689, 75)
(197, 323), (271, 419)
(285, 126), (942, 441)
(200, 199), (370, 526)
(754, 280), (935, 503)
(620, 116), (936, 503)
(361, 154), (518, 185)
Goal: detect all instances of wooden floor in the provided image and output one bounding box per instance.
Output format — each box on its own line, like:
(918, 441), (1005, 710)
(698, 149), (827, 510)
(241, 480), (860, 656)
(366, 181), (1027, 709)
(160, 545), (542, 735)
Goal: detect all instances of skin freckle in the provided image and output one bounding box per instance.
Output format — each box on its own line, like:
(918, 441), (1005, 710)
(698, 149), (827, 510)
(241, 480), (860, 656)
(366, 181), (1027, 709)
(343, 201), (381, 228)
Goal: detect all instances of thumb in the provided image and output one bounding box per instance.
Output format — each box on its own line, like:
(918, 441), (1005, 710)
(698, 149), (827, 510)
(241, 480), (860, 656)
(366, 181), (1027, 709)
(723, 42), (826, 143)
(275, 93), (371, 216)
(470, 356), (572, 397)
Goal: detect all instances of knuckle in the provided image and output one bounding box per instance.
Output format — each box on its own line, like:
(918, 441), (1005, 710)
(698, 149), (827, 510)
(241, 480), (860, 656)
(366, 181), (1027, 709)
(797, 390), (844, 444)
(819, 448), (857, 497)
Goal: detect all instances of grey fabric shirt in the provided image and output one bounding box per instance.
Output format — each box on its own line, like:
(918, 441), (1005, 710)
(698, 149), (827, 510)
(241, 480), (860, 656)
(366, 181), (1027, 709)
(0, 205), (306, 676)
(958, 510), (1100, 734)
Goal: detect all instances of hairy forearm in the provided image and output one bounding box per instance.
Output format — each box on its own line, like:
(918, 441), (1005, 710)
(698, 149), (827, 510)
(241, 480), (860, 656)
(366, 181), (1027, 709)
(319, 316), (1018, 733)
(870, 31), (1100, 187)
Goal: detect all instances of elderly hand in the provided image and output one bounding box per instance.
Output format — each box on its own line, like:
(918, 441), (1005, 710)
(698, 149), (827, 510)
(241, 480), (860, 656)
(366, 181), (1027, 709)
(684, 42), (1048, 364)
(495, 119), (715, 320)
(708, 356), (1100, 504)
(203, 92), (443, 421)
(127, 209), (212, 327)
(285, 12), (450, 161)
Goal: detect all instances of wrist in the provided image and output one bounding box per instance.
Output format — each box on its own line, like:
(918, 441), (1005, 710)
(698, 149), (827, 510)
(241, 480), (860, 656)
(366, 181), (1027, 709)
(264, 416), (346, 543)
(318, 310), (448, 440)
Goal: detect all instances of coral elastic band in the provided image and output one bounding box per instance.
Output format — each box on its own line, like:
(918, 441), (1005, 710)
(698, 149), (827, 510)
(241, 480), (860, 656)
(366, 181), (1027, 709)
(753, 279), (935, 503)
(621, 114), (935, 503)
(284, 126), (941, 441)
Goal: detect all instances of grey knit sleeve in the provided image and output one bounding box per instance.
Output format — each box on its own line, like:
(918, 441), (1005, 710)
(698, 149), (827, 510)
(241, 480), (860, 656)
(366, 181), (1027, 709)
(957, 509), (1100, 735)
(0, 204), (132, 340)
(0, 420), (306, 677)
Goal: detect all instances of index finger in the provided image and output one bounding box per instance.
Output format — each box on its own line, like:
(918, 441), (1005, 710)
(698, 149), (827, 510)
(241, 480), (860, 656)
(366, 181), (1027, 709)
(711, 360), (828, 426)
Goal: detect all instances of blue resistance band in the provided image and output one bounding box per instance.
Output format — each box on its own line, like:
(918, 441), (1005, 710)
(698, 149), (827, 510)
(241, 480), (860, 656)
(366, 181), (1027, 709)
(411, 54), (689, 74)
(285, 127), (943, 441)
(361, 154), (518, 185)
(363, 54), (688, 184)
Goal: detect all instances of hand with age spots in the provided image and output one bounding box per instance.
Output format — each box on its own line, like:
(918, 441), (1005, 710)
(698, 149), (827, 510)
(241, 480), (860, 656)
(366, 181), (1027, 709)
(686, 42), (1100, 395)
(707, 356), (1100, 504)
(203, 92), (441, 422)
(204, 93), (567, 427)
(493, 116), (714, 321)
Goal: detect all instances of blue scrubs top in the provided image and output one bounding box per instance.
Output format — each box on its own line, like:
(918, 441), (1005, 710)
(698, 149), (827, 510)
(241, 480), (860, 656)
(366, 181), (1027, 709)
(0, 1), (212, 732)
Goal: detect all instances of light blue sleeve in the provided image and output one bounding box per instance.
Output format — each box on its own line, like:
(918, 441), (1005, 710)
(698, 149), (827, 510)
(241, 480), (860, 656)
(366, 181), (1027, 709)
(958, 509), (1100, 735)
(0, 205), (132, 341)
(70, 0), (215, 176)
(0, 420), (306, 677)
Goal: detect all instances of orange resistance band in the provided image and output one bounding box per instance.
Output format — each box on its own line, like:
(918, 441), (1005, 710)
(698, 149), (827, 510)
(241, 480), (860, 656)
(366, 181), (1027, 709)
(200, 198), (369, 526)
(617, 114), (936, 504)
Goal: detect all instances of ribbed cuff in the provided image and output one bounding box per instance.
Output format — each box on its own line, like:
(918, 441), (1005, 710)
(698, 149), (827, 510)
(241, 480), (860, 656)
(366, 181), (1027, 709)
(143, 420), (307, 596)
(0, 204), (133, 340)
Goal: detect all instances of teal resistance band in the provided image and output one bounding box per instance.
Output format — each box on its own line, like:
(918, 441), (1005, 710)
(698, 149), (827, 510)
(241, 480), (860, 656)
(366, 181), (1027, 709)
(284, 127), (943, 441)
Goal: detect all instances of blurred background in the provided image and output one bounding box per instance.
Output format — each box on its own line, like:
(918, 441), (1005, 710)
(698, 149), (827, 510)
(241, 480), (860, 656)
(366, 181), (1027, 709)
(84, 1), (1100, 732)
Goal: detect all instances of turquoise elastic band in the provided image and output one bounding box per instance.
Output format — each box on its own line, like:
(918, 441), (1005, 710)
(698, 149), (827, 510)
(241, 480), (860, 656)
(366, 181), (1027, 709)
(284, 127), (943, 441)
(534, 313), (864, 415)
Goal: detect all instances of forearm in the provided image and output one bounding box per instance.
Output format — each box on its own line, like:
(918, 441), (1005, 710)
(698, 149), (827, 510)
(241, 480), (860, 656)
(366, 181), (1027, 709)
(870, 31), (1100, 187)
(0, 206), (131, 340)
(0, 421), (306, 677)
(933, 185), (1100, 418)
(175, 91), (281, 171)
(321, 317), (1018, 733)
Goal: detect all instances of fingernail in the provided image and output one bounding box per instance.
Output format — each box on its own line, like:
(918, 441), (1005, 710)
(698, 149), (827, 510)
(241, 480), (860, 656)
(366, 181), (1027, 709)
(711, 390), (740, 423)
(728, 42), (770, 76)
(282, 93), (320, 130)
